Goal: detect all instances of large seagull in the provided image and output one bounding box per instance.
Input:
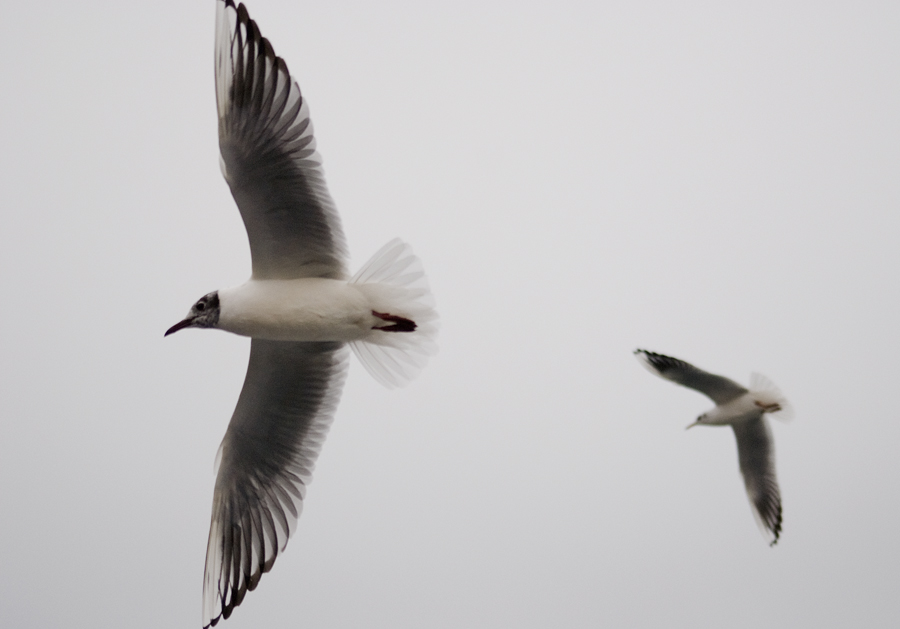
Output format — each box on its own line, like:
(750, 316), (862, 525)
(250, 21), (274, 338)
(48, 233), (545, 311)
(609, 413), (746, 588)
(634, 350), (791, 545)
(166, 2), (437, 625)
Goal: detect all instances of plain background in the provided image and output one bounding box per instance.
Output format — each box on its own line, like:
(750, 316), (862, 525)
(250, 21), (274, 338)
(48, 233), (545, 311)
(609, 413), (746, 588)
(1, 1), (898, 627)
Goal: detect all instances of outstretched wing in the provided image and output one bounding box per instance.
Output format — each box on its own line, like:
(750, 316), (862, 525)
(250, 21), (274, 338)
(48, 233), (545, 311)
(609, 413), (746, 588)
(203, 340), (349, 627)
(634, 349), (748, 405)
(732, 417), (782, 545)
(215, 0), (347, 280)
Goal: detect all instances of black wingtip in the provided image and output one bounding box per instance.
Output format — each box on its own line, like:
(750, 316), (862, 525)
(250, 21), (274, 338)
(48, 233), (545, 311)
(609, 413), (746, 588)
(770, 513), (782, 547)
(637, 350), (688, 374)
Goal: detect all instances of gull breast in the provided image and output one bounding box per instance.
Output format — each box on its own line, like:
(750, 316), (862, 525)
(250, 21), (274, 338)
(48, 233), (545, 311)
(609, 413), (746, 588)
(217, 278), (375, 341)
(705, 393), (763, 425)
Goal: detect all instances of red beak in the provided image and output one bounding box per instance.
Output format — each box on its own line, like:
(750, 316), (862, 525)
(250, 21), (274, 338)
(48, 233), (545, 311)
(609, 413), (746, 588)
(164, 317), (195, 337)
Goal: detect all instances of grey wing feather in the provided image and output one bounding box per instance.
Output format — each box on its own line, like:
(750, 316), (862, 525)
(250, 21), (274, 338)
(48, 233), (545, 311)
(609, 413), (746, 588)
(732, 417), (782, 545)
(634, 349), (748, 405)
(215, 0), (348, 280)
(202, 340), (349, 627)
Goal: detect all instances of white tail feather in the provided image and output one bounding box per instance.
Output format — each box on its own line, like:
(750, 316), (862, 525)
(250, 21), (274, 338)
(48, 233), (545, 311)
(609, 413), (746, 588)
(350, 239), (438, 388)
(750, 372), (793, 421)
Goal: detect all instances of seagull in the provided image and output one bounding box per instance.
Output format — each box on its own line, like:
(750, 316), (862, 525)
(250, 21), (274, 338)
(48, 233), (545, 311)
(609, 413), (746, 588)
(634, 349), (791, 546)
(166, 2), (437, 626)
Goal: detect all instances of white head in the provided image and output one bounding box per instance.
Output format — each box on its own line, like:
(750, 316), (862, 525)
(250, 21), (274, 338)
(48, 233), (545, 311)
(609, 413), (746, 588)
(687, 413), (707, 429)
(165, 291), (221, 336)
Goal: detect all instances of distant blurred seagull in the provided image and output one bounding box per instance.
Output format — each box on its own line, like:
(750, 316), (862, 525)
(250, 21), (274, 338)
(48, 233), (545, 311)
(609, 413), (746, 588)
(165, 2), (437, 626)
(634, 350), (791, 546)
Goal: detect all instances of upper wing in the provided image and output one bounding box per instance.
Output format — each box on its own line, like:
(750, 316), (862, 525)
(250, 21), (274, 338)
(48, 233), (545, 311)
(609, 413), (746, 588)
(215, 0), (348, 280)
(732, 417), (782, 546)
(203, 340), (349, 628)
(634, 349), (748, 405)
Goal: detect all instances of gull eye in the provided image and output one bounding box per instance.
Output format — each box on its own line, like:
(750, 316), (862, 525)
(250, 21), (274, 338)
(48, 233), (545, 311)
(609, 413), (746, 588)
(196, 302), (206, 312)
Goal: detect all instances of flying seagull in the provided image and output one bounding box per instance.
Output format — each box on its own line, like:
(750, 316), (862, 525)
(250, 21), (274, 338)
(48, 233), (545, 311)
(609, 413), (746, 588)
(634, 350), (791, 546)
(166, 2), (437, 626)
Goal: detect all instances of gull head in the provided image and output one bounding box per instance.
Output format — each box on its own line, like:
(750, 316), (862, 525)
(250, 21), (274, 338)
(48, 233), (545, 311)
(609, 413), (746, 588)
(686, 414), (705, 430)
(165, 291), (220, 336)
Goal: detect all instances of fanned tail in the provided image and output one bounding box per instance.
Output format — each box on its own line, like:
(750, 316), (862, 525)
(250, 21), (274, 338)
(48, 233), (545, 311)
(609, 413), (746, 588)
(350, 239), (438, 388)
(750, 372), (794, 421)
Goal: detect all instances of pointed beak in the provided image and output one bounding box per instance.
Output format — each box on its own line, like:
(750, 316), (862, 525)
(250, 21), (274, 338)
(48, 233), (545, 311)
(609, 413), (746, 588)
(685, 421), (699, 430)
(164, 317), (195, 337)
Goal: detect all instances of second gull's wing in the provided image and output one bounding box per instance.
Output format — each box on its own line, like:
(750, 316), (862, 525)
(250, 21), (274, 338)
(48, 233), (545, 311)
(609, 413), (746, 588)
(635, 349), (748, 405)
(732, 417), (782, 546)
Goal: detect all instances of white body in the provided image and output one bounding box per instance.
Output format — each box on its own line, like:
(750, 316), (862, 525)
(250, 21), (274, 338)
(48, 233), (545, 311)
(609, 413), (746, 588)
(696, 372), (792, 426)
(209, 238), (438, 388)
(697, 393), (766, 426)
(218, 278), (378, 342)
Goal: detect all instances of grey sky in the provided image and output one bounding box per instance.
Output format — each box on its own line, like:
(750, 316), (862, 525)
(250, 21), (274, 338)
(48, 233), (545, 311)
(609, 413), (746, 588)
(1, 1), (898, 627)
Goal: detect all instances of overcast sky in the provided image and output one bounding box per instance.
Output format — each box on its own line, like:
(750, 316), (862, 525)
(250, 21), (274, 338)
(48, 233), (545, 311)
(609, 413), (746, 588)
(2, 1), (899, 627)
